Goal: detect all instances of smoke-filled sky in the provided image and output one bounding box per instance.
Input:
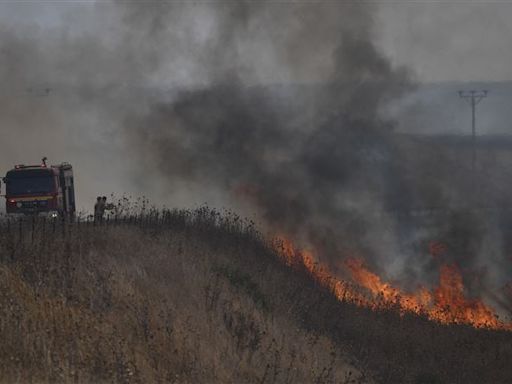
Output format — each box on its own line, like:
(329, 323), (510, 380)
(1, 1), (511, 206)
(1, 1), (512, 308)
(377, 1), (512, 83)
(0, 0), (411, 208)
(3, 1), (512, 83)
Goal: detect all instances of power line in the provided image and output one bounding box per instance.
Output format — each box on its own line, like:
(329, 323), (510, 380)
(458, 90), (488, 195)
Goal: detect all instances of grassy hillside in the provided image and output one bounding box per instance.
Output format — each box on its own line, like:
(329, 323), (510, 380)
(0, 209), (511, 384)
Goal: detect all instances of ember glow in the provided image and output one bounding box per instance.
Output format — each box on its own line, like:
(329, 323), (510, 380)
(274, 237), (512, 331)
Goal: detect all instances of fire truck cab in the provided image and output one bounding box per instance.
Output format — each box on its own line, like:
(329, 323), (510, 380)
(1, 158), (76, 217)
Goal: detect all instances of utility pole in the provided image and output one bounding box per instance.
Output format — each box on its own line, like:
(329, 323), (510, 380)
(458, 90), (488, 199)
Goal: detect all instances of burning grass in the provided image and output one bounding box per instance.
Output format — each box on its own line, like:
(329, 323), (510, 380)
(276, 237), (512, 330)
(0, 208), (511, 383)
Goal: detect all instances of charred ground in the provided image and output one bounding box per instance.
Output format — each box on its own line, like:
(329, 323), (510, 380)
(0, 209), (510, 384)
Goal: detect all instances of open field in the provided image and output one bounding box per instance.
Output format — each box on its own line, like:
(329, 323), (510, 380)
(0, 209), (511, 384)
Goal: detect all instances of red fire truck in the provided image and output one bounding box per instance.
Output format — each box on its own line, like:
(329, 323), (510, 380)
(1, 158), (76, 217)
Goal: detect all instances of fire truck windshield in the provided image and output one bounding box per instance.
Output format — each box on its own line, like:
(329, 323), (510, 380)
(6, 170), (55, 196)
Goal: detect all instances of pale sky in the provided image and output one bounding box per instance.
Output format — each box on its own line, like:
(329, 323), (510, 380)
(375, 1), (512, 83)
(1, 1), (512, 84)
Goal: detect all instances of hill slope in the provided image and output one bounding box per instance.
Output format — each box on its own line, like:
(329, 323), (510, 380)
(0, 212), (370, 384)
(0, 210), (511, 383)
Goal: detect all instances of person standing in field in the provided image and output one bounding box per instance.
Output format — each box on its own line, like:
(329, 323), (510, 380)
(94, 196), (105, 223)
(102, 196), (116, 220)
(102, 196), (115, 211)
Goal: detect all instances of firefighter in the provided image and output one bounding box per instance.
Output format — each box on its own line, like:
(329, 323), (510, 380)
(94, 196), (104, 223)
(102, 196), (115, 220)
(102, 196), (115, 211)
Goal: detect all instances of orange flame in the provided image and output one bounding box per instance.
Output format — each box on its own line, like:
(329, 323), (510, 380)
(274, 236), (512, 331)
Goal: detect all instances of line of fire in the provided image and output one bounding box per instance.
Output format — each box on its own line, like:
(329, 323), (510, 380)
(3, 136), (512, 332)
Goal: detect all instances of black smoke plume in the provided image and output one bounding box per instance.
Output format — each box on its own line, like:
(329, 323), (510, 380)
(120, 2), (413, 271)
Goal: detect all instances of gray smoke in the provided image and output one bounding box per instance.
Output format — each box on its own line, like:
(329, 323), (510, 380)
(0, 1), (510, 313)
(119, 1), (412, 266)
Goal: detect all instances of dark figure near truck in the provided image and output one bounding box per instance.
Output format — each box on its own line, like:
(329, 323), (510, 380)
(94, 196), (105, 223)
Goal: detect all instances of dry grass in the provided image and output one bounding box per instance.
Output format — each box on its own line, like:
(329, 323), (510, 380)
(0, 208), (511, 383)
(0, 210), (369, 383)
